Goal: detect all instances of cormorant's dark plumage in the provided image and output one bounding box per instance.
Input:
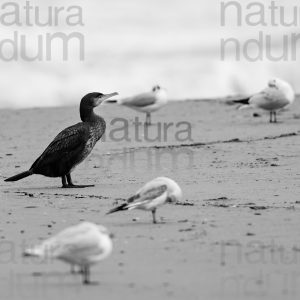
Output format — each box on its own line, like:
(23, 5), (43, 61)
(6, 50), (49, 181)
(5, 92), (118, 188)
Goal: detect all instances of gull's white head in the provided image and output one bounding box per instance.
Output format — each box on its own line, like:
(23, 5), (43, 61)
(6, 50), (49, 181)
(152, 85), (161, 92)
(268, 78), (278, 88)
(151, 85), (168, 106)
(97, 225), (114, 239)
(268, 78), (295, 102)
(155, 177), (182, 203)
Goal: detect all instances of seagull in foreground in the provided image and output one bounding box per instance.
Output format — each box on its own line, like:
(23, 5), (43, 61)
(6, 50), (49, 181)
(233, 78), (295, 123)
(107, 177), (182, 223)
(23, 222), (113, 284)
(107, 85), (168, 125)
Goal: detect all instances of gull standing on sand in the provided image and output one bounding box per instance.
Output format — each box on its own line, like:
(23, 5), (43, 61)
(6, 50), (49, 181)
(107, 177), (182, 223)
(5, 92), (118, 188)
(233, 78), (295, 123)
(23, 222), (113, 284)
(107, 85), (168, 125)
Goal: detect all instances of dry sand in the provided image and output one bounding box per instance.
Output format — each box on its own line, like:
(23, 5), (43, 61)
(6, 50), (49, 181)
(0, 99), (300, 300)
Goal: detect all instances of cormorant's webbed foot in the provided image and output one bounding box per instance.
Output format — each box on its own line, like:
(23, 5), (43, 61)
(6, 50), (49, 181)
(61, 175), (95, 188)
(63, 184), (95, 189)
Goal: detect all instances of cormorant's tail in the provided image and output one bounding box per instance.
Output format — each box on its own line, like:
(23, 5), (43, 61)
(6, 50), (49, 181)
(5, 170), (33, 182)
(106, 203), (128, 215)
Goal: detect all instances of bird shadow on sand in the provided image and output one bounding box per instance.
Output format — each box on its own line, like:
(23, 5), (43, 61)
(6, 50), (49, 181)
(26, 271), (101, 286)
(4, 185), (103, 194)
(110, 220), (177, 228)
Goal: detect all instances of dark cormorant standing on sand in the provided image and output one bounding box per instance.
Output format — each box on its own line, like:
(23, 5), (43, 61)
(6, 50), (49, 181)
(5, 92), (118, 188)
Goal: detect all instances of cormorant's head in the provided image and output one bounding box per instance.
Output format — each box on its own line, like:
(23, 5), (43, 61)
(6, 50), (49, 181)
(81, 92), (118, 108)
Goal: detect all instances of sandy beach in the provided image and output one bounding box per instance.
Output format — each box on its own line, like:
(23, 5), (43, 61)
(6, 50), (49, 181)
(0, 99), (300, 300)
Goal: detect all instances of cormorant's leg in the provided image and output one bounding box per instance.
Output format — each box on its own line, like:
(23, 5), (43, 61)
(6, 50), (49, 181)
(63, 173), (94, 188)
(152, 209), (157, 224)
(62, 176), (68, 188)
(82, 266), (90, 284)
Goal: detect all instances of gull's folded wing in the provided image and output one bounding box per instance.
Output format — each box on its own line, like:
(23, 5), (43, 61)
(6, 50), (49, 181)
(250, 87), (288, 106)
(126, 184), (168, 208)
(122, 93), (156, 107)
(37, 223), (101, 259)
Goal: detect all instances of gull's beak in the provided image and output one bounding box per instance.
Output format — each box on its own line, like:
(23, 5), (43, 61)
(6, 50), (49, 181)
(268, 81), (277, 88)
(96, 92), (118, 106)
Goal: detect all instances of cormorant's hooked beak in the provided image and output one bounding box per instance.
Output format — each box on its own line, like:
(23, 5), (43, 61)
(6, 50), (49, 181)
(95, 92), (118, 106)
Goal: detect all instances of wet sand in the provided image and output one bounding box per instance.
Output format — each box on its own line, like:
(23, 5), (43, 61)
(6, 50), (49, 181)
(0, 99), (300, 300)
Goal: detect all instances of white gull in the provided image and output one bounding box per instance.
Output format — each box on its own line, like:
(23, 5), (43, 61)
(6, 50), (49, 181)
(23, 222), (113, 284)
(107, 85), (168, 125)
(234, 78), (295, 123)
(107, 177), (182, 223)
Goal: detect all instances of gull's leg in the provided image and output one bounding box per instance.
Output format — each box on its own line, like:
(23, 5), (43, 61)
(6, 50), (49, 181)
(71, 265), (84, 274)
(70, 264), (75, 274)
(269, 111), (273, 123)
(63, 173), (94, 188)
(82, 265), (90, 284)
(152, 209), (157, 224)
(274, 111), (277, 123)
(145, 113), (151, 126)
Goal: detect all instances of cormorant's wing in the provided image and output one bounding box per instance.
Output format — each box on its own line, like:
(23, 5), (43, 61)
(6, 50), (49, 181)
(121, 93), (156, 107)
(31, 123), (90, 169)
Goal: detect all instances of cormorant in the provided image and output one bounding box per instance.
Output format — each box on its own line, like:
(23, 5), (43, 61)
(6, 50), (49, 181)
(5, 92), (118, 188)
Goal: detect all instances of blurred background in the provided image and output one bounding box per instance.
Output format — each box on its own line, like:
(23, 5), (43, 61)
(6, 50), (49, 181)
(0, 0), (299, 108)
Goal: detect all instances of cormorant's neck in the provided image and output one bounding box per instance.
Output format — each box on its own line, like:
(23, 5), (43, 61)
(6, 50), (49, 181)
(80, 105), (102, 123)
